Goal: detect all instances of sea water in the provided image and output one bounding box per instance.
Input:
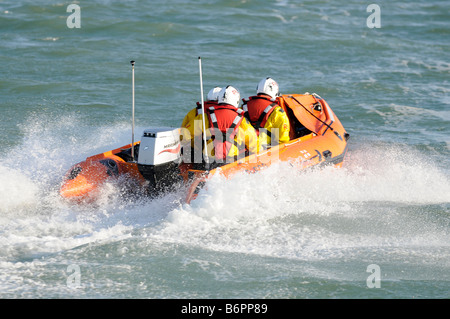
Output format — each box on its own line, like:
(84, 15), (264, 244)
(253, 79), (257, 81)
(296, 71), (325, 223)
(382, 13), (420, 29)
(0, 0), (448, 299)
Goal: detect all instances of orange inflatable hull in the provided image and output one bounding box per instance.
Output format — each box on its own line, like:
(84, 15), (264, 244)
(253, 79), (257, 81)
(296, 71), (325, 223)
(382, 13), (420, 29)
(60, 94), (349, 204)
(60, 143), (146, 202)
(183, 94), (349, 203)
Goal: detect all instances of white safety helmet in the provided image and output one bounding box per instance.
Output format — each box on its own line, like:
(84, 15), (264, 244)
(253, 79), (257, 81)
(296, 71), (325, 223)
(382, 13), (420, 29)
(218, 85), (240, 108)
(256, 77), (279, 100)
(207, 87), (222, 101)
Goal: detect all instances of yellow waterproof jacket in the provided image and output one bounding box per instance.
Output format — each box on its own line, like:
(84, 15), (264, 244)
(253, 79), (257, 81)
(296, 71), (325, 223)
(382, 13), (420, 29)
(180, 102), (218, 147)
(188, 112), (259, 159)
(180, 107), (198, 147)
(259, 106), (290, 149)
(181, 107), (198, 129)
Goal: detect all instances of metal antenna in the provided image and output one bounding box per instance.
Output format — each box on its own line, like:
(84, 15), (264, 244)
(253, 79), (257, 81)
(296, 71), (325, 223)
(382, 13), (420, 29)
(198, 57), (209, 170)
(130, 60), (136, 161)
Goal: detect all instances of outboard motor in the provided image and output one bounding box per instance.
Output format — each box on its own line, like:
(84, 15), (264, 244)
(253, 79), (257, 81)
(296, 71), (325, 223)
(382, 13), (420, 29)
(137, 127), (182, 194)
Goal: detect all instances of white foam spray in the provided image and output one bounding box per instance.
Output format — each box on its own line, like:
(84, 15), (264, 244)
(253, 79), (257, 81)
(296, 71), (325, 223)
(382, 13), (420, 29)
(0, 114), (448, 281)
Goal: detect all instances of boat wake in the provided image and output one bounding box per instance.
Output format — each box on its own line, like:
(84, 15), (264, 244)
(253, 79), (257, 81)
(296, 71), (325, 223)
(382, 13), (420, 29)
(0, 117), (449, 279)
(151, 142), (449, 258)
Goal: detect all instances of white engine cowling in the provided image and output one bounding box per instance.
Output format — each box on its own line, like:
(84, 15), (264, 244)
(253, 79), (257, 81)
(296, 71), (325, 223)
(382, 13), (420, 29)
(137, 127), (182, 193)
(137, 127), (181, 166)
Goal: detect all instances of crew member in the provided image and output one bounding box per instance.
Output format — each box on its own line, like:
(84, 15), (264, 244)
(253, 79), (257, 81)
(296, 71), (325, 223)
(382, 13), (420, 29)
(181, 86), (221, 129)
(180, 87), (221, 163)
(242, 77), (290, 149)
(190, 85), (258, 166)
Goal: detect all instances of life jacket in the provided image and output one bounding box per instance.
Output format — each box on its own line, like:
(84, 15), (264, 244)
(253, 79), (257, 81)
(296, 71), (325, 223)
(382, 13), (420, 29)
(196, 101), (218, 115)
(242, 95), (278, 135)
(205, 104), (245, 161)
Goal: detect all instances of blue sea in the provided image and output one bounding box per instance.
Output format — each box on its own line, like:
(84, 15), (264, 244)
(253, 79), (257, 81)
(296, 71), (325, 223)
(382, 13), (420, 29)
(0, 0), (449, 301)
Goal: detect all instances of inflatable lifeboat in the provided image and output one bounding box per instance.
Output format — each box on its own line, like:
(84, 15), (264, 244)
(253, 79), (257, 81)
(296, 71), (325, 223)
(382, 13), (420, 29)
(59, 93), (349, 204)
